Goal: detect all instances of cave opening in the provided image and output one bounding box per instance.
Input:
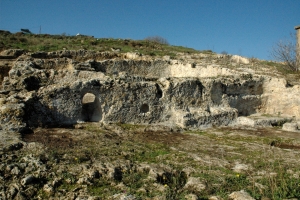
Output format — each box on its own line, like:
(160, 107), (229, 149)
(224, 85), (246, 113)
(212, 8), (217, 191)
(81, 93), (102, 122)
(140, 104), (150, 113)
(156, 84), (163, 99)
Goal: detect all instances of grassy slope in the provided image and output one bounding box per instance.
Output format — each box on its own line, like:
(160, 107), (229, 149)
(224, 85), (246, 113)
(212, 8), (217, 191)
(0, 31), (203, 58)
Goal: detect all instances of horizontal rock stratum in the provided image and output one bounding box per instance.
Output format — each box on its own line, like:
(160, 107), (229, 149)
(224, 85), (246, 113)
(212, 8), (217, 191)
(0, 50), (299, 131)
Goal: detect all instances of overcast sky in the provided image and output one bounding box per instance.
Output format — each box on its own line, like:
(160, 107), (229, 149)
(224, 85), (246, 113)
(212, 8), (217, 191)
(0, 0), (299, 60)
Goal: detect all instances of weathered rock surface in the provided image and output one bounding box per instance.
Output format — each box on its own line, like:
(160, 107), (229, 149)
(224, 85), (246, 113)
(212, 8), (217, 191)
(235, 116), (293, 128)
(1, 49), (299, 133)
(282, 122), (300, 132)
(1, 48), (300, 200)
(229, 190), (255, 200)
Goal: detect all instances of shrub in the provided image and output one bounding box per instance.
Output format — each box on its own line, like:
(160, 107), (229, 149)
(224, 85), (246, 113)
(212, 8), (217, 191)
(271, 33), (297, 71)
(144, 36), (169, 45)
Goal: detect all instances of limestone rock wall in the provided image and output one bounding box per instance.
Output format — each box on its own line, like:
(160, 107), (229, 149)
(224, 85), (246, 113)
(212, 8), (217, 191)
(261, 77), (300, 117)
(22, 73), (236, 128)
(1, 50), (299, 131)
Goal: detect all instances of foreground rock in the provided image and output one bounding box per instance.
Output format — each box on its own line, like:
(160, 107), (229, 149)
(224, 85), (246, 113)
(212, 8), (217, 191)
(229, 190), (255, 200)
(1, 124), (299, 199)
(282, 122), (300, 132)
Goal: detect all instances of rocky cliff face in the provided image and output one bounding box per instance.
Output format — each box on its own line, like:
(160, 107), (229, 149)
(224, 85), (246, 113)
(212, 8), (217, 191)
(1, 49), (300, 199)
(0, 50), (299, 132)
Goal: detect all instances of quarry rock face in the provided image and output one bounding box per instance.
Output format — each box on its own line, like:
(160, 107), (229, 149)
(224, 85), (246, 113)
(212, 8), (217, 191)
(0, 50), (299, 131)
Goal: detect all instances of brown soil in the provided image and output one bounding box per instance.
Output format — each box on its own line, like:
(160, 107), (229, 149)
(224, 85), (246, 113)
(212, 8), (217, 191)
(22, 124), (300, 149)
(22, 128), (75, 149)
(22, 125), (191, 150)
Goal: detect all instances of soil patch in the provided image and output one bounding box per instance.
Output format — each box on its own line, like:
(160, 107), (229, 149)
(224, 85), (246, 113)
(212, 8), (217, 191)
(22, 128), (75, 148)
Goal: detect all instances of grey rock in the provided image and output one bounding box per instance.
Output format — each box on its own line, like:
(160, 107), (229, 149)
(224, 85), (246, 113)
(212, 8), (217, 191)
(87, 196), (101, 200)
(183, 177), (206, 192)
(10, 166), (21, 175)
(235, 116), (292, 128)
(209, 196), (223, 200)
(21, 175), (35, 186)
(112, 193), (136, 200)
(229, 190), (255, 200)
(185, 194), (198, 200)
(282, 122), (299, 132)
(7, 184), (18, 199)
(0, 49), (24, 58)
(43, 184), (53, 193)
(232, 163), (250, 173)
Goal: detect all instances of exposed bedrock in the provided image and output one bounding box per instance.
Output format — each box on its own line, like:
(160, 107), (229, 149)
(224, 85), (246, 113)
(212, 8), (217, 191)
(0, 50), (299, 131)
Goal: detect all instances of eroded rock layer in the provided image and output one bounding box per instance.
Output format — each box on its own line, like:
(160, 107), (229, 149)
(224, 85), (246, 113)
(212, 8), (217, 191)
(0, 50), (299, 131)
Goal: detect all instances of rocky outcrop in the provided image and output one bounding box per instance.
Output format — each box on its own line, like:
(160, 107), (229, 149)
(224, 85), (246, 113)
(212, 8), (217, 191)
(0, 49), (25, 59)
(282, 122), (300, 132)
(2, 48), (300, 199)
(230, 55), (250, 64)
(261, 77), (300, 117)
(229, 190), (255, 200)
(0, 49), (24, 84)
(0, 50), (299, 132)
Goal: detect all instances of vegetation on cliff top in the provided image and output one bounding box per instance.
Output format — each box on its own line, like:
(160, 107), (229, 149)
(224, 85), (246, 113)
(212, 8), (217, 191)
(1, 29), (299, 84)
(0, 30), (204, 58)
(1, 29), (300, 83)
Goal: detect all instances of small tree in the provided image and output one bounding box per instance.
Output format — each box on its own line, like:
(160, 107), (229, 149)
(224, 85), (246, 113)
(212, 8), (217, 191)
(221, 51), (228, 55)
(271, 33), (297, 71)
(144, 36), (169, 45)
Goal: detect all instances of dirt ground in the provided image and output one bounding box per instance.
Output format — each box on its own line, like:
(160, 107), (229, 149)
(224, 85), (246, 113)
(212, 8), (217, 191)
(22, 123), (300, 151)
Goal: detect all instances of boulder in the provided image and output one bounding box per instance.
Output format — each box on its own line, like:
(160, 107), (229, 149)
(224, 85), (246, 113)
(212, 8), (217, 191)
(183, 177), (206, 192)
(229, 190), (255, 200)
(282, 122), (299, 132)
(231, 55), (250, 64)
(0, 49), (24, 58)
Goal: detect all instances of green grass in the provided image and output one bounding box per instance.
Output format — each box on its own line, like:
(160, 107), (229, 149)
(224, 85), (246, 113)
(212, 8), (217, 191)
(182, 128), (300, 199)
(0, 31), (201, 58)
(116, 123), (146, 131)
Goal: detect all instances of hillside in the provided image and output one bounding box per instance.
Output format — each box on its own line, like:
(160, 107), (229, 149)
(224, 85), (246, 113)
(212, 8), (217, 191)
(1, 30), (299, 84)
(0, 31), (300, 199)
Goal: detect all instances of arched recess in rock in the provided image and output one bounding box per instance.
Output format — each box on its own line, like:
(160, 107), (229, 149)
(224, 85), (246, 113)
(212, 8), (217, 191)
(156, 83), (163, 99)
(81, 93), (102, 122)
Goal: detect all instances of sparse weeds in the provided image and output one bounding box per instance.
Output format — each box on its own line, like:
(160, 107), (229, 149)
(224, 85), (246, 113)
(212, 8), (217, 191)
(218, 174), (250, 196)
(117, 123), (146, 131)
(61, 171), (77, 184)
(164, 171), (188, 199)
(183, 127), (300, 199)
(122, 142), (170, 163)
(82, 123), (104, 133)
(87, 180), (120, 197)
(247, 159), (300, 199)
(19, 124), (300, 199)
(261, 113), (275, 117)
